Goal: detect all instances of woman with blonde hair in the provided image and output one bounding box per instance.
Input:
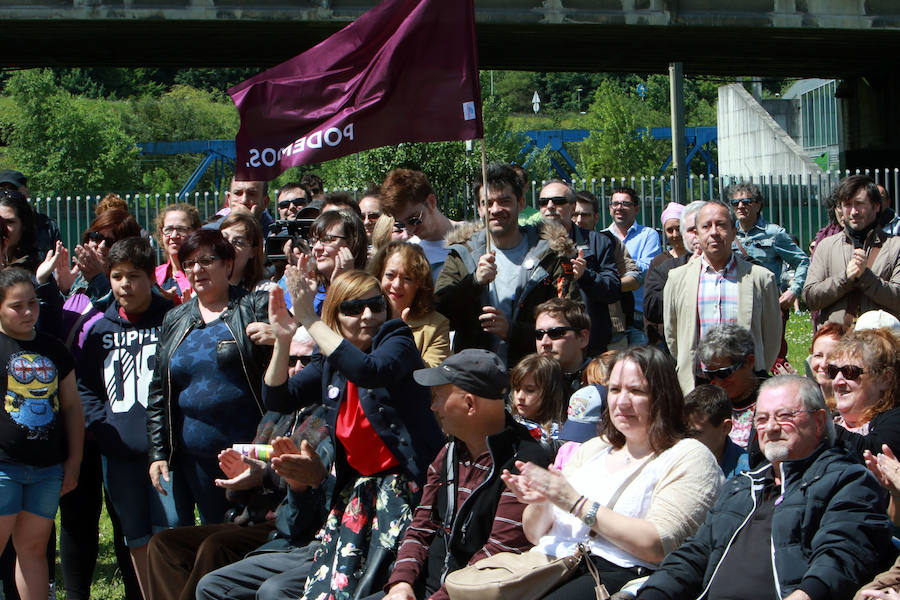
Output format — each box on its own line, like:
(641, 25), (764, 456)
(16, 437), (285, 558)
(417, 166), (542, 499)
(369, 241), (450, 367)
(830, 328), (900, 455)
(264, 266), (442, 599)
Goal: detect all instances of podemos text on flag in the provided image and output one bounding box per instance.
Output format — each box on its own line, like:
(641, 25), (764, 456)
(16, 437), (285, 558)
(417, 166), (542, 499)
(229, 0), (482, 180)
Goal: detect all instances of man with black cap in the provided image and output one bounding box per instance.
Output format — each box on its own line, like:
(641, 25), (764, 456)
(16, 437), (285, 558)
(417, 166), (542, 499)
(379, 349), (552, 600)
(0, 169), (61, 257)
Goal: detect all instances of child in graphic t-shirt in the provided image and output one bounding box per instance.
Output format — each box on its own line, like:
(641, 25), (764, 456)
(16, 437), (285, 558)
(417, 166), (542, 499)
(0, 267), (83, 600)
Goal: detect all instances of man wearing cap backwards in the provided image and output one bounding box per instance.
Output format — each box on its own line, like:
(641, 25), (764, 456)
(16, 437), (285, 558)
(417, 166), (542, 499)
(380, 349), (552, 600)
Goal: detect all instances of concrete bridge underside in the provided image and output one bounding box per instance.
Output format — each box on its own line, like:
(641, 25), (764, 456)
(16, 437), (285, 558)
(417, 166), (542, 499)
(3, 1), (900, 77)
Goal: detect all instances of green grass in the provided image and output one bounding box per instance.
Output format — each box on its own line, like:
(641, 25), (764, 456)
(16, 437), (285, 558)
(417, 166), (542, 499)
(785, 310), (815, 371)
(53, 313), (816, 599)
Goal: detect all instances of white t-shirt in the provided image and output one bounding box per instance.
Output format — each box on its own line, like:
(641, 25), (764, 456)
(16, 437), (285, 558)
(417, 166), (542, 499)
(489, 236), (530, 319)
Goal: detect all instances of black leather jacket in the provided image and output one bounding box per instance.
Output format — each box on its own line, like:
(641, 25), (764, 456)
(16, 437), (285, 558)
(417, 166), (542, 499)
(146, 286), (271, 465)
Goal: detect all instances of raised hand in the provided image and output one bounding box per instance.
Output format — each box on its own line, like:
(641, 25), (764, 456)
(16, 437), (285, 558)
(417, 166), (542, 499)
(268, 288), (298, 345)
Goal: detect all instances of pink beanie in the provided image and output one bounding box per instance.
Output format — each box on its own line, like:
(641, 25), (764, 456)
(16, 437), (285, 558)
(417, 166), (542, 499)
(660, 202), (684, 225)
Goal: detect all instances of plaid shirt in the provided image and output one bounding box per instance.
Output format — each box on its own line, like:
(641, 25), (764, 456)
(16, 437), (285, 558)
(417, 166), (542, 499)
(698, 253), (739, 339)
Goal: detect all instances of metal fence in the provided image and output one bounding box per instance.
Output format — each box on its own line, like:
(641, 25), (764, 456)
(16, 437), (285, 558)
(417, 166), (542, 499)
(31, 167), (900, 257)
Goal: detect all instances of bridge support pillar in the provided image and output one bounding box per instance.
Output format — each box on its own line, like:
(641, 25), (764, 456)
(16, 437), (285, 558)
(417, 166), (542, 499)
(839, 75), (900, 171)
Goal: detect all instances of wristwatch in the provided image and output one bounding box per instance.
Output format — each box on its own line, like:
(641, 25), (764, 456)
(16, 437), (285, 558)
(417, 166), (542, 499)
(582, 501), (600, 527)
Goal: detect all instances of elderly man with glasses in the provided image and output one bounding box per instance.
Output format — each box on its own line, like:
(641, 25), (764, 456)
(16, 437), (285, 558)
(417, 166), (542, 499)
(626, 375), (893, 600)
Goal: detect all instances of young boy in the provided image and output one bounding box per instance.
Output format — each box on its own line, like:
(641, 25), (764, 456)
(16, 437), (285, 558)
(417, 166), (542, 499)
(684, 384), (749, 479)
(76, 237), (178, 599)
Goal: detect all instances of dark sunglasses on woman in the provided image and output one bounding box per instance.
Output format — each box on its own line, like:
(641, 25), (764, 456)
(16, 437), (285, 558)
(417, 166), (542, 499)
(339, 296), (387, 316)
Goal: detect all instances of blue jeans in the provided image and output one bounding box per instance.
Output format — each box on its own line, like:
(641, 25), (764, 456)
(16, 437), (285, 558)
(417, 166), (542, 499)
(169, 454), (231, 525)
(0, 462), (63, 519)
(624, 313), (648, 347)
(102, 454), (188, 547)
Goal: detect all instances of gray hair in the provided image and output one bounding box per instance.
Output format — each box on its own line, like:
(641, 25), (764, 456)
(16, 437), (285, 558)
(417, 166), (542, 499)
(725, 182), (763, 205)
(697, 324), (755, 366)
(698, 199), (737, 228)
(759, 375), (835, 446)
(680, 201), (708, 239)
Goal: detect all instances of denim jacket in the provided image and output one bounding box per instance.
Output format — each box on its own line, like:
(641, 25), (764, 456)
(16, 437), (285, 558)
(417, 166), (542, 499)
(734, 217), (809, 295)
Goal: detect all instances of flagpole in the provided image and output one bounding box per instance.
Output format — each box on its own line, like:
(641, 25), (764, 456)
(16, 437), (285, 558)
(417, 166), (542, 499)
(480, 138), (491, 253)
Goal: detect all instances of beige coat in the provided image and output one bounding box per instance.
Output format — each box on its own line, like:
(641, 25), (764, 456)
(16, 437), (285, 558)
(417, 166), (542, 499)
(663, 255), (782, 394)
(406, 310), (451, 368)
(803, 228), (900, 325)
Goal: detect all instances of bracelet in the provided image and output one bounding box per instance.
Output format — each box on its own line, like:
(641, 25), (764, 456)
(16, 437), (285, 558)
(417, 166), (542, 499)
(569, 495), (585, 514)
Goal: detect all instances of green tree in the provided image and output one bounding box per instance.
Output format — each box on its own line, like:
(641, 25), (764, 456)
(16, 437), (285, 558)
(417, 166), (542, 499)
(4, 69), (139, 194)
(576, 80), (662, 177)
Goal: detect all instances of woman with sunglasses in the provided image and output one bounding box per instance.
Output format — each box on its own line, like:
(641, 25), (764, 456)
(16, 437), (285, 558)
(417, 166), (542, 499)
(828, 328), (900, 456)
(264, 265), (443, 600)
(501, 345), (723, 596)
(147, 229), (272, 526)
(154, 203), (202, 304)
(63, 208), (142, 297)
(369, 241), (450, 367)
(806, 322), (848, 410)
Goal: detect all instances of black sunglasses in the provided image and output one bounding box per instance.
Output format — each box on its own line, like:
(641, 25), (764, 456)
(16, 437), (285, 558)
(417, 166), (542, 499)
(700, 358), (744, 380)
(729, 197), (757, 207)
(288, 355), (313, 368)
(339, 296), (387, 316)
(85, 231), (115, 246)
(537, 196), (573, 207)
(534, 326), (578, 340)
(825, 364), (865, 381)
(278, 197), (308, 209)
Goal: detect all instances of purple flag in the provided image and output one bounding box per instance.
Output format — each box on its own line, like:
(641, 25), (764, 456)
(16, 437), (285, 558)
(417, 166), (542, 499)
(229, 0), (482, 180)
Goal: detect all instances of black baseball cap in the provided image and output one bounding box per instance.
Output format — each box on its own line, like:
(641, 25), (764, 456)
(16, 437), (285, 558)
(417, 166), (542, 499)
(0, 170), (26, 188)
(414, 349), (508, 400)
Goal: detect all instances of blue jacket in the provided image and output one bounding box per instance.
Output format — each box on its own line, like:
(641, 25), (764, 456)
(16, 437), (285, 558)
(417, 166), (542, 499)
(638, 444), (892, 600)
(735, 216), (810, 295)
(264, 318), (443, 489)
(77, 293), (173, 457)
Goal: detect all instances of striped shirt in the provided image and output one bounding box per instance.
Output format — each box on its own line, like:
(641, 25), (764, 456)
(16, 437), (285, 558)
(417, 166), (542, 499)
(698, 253), (739, 339)
(387, 443), (530, 600)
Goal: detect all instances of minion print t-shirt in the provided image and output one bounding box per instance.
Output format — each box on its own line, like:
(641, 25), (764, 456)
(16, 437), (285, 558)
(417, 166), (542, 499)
(0, 331), (74, 467)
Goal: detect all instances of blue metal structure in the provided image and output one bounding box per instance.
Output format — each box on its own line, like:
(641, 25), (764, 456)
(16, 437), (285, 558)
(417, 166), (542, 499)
(138, 140), (235, 201)
(520, 127), (718, 181)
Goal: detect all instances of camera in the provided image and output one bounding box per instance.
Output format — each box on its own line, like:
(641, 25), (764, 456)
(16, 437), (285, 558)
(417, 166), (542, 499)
(265, 219), (315, 261)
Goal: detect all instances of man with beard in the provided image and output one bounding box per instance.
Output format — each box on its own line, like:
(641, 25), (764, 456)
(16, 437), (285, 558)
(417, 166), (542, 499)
(804, 175), (900, 326)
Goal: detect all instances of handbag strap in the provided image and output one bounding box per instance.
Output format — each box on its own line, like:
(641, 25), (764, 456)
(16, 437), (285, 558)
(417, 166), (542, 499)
(605, 453), (655, 511)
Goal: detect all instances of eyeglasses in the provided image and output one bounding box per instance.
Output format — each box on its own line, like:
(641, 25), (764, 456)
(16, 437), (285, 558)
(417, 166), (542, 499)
(610, 201), (635, 209)
(288, 355), (313, 368)
(362, 211), (382, 222)
(729, 198), (756, 207)
(537, 196), (572, 208)
(825, 364), (866, 381)
(162, 225), (191, 237)
(311, 233), (347, 245)
(700, 358), (744, 380)
(397, 208), (424, 231)
(182, 255), (220, 270)
(278, 197), (308, 210)
(752, 409), (818, 429)
(85, 231), (115, 246)
(339, 295), (387, 316)
(226, 237), (251, 250)
(534, 326), (578, 340)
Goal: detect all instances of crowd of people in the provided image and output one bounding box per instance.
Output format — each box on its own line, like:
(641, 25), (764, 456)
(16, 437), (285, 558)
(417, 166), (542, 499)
(0, 163), (899, 600)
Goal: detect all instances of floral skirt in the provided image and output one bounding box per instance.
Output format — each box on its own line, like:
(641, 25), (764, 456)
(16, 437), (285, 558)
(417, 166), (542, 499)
(301, 471), (419, 600)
